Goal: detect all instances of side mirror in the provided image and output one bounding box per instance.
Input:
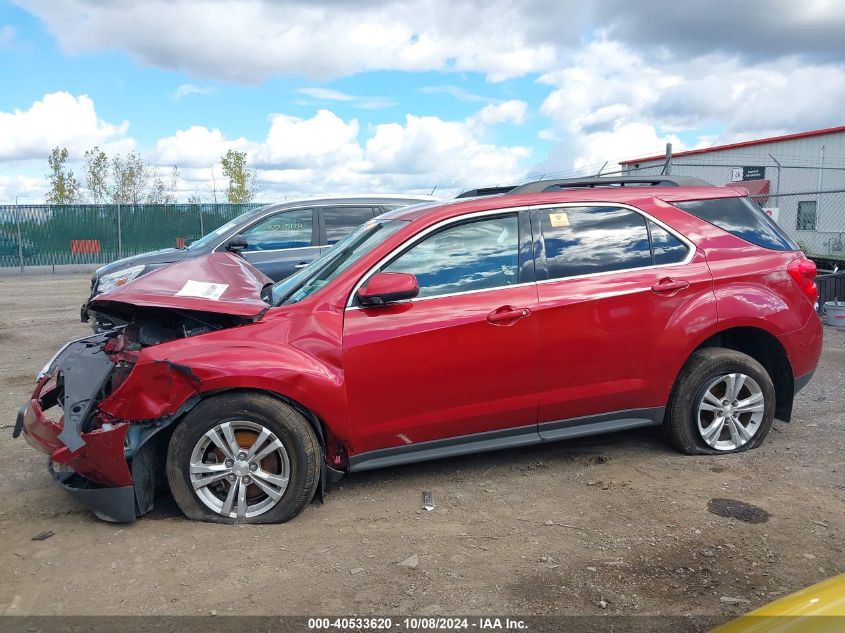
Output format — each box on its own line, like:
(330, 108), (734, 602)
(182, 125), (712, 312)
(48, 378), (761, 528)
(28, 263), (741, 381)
(357, 272), (419, 306)
(224, 236), (248, 254)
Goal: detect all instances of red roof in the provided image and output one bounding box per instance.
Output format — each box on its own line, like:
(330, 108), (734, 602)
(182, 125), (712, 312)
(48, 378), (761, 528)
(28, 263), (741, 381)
(619, 125), (845, 165)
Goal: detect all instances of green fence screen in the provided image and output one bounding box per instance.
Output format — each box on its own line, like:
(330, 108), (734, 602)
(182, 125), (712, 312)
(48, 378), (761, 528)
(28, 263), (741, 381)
(0, 203), (266, 268)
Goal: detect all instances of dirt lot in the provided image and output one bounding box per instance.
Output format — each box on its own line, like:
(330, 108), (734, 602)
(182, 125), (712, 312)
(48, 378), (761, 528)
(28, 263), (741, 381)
(0, 273), (842, 618)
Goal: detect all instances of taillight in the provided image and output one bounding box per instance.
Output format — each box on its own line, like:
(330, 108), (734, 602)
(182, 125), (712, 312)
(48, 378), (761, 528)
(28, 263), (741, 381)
(787, 257), (818, 305)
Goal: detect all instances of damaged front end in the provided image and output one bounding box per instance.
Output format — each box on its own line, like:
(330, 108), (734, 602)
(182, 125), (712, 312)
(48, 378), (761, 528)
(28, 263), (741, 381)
(14, 316), (232, 522)
(16, 331), (142, 522)
(14, 252), (273, 522)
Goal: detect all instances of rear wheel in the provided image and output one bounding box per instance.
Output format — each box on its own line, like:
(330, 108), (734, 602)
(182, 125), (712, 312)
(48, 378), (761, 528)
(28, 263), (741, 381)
(664, 348), (775, 455)
(167, 392), (320, 523)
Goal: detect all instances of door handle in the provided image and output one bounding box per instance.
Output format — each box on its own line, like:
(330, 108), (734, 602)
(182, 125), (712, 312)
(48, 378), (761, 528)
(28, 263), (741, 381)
(294, 262), (309, 269)
(651, 278), (690, 294)
(487, 305), (532, 324)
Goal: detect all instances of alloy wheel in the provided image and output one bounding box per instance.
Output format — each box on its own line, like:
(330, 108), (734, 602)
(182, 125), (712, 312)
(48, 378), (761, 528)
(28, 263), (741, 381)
(696, 373), (765, 451)
(189, 420), (290, 519)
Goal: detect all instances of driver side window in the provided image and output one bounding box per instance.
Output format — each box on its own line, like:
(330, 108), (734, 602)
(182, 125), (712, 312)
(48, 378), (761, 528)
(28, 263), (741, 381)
(384, 214), (519, 299)
(241, 208), (313, 251)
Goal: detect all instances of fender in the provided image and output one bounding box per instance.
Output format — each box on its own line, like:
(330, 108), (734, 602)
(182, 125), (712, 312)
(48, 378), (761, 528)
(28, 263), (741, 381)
(98, 313), (352, 446)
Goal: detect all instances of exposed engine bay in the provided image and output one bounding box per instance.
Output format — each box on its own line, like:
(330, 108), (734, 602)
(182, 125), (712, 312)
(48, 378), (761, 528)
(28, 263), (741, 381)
(119, 307), (249, 347)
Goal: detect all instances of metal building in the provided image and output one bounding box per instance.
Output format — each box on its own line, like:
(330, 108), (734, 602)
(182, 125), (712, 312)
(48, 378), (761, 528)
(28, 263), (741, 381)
(618, 126), (845, 262)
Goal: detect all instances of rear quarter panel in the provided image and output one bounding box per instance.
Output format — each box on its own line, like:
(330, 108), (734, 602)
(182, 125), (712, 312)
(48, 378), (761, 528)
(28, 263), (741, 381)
(652, 196), (821, 378)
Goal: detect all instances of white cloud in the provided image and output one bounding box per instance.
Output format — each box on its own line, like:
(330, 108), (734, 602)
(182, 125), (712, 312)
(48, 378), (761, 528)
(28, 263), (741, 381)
(0, 91), (133, 161)
(155, 125), (251, 167)
(15, 0), (571, 82)
(15, 0), (845, 86)
(158, 106), (531, 198)
(537, 38), (845, 170)
(296, 87), (394, 110)
(257, 110), (362, 169)
(473, 100), (528, 126)
(0, 173), (44, 203)
(419, 85), (495, 103)
(173, 83), (212, 100)
(297, 88), (355, 102)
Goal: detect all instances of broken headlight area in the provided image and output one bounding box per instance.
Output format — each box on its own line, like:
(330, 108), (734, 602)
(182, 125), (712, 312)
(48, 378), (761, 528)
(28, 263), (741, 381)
(18, 307), (250, 521)
(25, 307), (244, 448)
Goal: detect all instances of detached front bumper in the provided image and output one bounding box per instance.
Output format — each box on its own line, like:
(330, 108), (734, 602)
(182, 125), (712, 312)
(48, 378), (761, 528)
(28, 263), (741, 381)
(50, 465), (137, 523)
(15, 346), (140, 523)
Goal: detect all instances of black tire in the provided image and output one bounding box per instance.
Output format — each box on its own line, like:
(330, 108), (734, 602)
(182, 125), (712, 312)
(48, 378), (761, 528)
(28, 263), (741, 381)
(167, 391), (320, 523)
(664, 348), (776, 455)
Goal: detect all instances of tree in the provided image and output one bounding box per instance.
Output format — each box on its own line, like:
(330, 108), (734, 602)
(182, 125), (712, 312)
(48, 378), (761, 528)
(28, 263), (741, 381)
(220, 149), (257, 203)
(112, 151), (151, 204)
(148, 166), (180, 204)
(84, 146), (110, 203)
(45, 147), (82, 204)
(187, 193), (202, 204)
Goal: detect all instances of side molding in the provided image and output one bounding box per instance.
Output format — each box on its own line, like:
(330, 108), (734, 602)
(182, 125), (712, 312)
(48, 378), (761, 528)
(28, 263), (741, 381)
(348, 407), (665, 473)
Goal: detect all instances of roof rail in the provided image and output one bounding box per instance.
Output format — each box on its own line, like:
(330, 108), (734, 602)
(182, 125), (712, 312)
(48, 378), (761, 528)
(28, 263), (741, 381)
(509, 175), (712, 194)
(455, 186), (517, 199)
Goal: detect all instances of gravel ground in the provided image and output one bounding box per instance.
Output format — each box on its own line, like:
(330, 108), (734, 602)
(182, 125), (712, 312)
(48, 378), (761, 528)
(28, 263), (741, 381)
(0, 273), (842, 617)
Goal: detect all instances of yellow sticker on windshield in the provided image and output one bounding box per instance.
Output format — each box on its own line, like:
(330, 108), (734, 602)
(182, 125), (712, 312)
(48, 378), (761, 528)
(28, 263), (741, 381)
(549, 212), (570, 227)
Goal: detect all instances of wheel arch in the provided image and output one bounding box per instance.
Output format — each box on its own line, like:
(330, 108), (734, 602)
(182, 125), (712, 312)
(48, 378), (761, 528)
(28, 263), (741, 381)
(691, 326), (794, 421)
(176, 386), (346, 499)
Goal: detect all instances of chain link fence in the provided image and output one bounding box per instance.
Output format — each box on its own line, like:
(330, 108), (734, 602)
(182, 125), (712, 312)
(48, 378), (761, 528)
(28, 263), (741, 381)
(0, 203), (265, 270)
(4, 152), (844, 272)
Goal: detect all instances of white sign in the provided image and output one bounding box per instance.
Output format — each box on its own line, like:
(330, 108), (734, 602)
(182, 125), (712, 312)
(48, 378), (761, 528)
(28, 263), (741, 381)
(731, 168), (743, 182)
(762, 207), (780, 223)
(175, 280), (229, 300)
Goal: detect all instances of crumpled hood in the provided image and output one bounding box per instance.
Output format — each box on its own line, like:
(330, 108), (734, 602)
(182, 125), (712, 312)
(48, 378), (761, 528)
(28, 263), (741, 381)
(89, 252), (273, 319)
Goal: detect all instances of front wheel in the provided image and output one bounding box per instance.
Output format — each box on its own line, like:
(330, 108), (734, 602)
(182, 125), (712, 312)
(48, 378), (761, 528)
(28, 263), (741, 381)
(664, 348), (776, 455)
(167, 392), (321, 523)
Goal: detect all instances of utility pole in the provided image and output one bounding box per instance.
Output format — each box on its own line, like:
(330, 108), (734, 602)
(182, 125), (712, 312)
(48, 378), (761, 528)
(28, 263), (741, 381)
(662, 143), (673, 175)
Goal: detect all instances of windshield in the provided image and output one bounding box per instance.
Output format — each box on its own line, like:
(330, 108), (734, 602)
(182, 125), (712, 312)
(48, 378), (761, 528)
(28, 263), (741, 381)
(270, 218), (407, 306)
(187, 213), (255, 251)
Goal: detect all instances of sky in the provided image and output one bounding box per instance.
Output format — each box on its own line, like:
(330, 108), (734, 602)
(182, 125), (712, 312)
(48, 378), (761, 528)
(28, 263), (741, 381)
(1, 0), (844, 202)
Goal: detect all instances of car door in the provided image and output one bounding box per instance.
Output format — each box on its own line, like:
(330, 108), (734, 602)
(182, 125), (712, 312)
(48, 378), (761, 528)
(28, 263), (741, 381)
(531, 204), (715, 438)
(237, 207), (321, 280)
(342, 210), (539, 456)
(319, 205), (379, 249)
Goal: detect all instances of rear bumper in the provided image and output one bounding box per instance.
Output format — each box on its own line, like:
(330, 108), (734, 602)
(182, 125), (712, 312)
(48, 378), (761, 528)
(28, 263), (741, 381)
(780, 313), (824, 385)
(50, 464), (137, 523)
(794, 369), (815, 395)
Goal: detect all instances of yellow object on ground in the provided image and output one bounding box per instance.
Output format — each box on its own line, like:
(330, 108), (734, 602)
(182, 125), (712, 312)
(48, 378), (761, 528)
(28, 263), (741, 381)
(711, 573), (845, 632)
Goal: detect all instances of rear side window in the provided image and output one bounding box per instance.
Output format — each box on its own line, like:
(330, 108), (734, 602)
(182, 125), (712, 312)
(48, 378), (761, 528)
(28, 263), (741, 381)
(674, 197), (798, 251)
(323, 206), (376, 245)
(541, 206), (652, 279)
(649, 221), (688, 265)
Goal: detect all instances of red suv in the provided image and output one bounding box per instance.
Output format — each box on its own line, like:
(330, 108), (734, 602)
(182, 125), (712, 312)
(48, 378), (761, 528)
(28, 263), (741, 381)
(15, 176), (822, 523)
